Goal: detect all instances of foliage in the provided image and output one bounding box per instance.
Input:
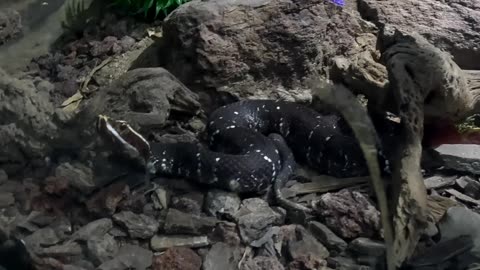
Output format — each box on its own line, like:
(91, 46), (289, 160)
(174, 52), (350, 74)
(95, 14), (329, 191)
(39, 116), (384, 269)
(110, 0), (191, 19)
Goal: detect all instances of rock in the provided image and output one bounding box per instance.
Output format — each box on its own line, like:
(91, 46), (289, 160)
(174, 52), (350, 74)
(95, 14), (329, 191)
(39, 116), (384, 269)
(71, 218), (113, 242)
(313, 189), (380, 239)
(85, 181), (130, 216)
(202, 242), (244, 270)
(151, 187), (169, 210)
(80, 67), (201, 132)
(424, 175), (456, 190)
(456, 176), (477, 190)
(150, 235), (209, 251)
(235, 198), (285, 244)
(465, 181), (480, 200)
(112, 211), (159, 239)
(97, 244), (153, 270)
(279, 225), (329, 267)
(43, 176), (69, 196)
(152, 247), (202, 270)
(0, 192), (14, 208)
(0, 68), (58, 174)
(164, 208), (217, 235)
(37, 241), (83, 258)
(0, 169), (7, 185)
(348, 237), (385, 257)
(240, 256), (285, 270)
(86, 234), (118, 265)
(431, 144), (480, 175)
(161, 0), (373, 102)
(308, 221), (347, 255)
(210, 222), (241, 246)
(170, 191), (204, 215)
(0, 8), (22, 45)
(438, 206), (480, 258)
(54, 162), (96, 194)
(327, 256), (367, 270)
(23, 227), (62, 252)
(357, 0), (480, 69)
(204, 189), (241, 217)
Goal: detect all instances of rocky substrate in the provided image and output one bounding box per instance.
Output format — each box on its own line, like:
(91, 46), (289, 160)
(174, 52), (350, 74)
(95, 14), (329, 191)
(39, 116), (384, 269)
(1, 0), (480, 270)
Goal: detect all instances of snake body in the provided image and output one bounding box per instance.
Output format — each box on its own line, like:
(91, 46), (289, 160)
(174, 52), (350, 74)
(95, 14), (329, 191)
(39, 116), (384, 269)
(146, 99), (388, 193)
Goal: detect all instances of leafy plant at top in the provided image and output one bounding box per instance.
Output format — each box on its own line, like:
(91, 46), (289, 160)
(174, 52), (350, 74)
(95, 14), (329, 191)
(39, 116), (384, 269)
(110, 0), (191, 19)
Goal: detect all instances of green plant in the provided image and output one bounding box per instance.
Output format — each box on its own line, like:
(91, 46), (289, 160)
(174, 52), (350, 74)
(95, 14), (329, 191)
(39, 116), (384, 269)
(110, 0), (191, 18)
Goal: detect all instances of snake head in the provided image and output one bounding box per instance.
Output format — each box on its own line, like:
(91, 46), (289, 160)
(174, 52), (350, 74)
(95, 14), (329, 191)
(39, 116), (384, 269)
(96, 115), (151, 165)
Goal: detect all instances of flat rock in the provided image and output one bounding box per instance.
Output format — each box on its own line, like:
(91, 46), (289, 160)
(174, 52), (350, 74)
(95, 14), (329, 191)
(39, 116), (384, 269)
(170, 191), (204, 215)
(150, 235), (209, 251)
(235, 198), (285, 244)
(308, 221), (347, 255)
(97, 244), (153, 270)
(348, 237), (385, 257)
(152, 247), (202, 270)
(23, 227), (62, 252)
(279, 225), (329, 266)
(164, 208), (217, 235)
(432, 144), (480, 175)
(424, 175), (456, 190)
(358, 0), (480, 69)
(55, 162), (96, 194)
(241, 256), (285, 270)
(71, 218), (113, 242)
(112, 211), (159, 239)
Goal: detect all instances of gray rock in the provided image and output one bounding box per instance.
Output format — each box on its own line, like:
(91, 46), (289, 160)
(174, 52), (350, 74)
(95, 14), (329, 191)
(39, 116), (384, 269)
(308, 221), (347, 255)
(235, 198), (285, 244)
(0, 192), (14, 207)
(161, 0), (373, 101)
(23, 227), (61, 251)
(0, 8), (22, 45)
(327, 256), (371, 270)
(164, 208), (217, 235)
(62, 265), (89, 270)
(150, 235), (209, 251)
(280, 225), (329, 264)
(171, 191), (204, 215)
(112, 211), (159, 239)
(38, 241), (83, 258)
(358, 0), (480, 69)
(240, 256), (285, 270)
(432, 144), (480, 175)
(71, 218), (113, 242)
(98, 244), (153, 270)
(204, 189), (241, 217)
(203, 242), (244, 270)
(424, 175), (456, 190)
(0, 169), (7, 185)
(348, 237), (385, 257)
(456, 176), (477, 190)
(55, 162), (96, 194)
(86, 234), (118, 265)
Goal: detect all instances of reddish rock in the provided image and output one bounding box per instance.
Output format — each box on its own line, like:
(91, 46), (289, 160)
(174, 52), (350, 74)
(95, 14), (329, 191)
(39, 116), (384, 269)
(85, 181), (130, 216)
(152, 247), (202, 270)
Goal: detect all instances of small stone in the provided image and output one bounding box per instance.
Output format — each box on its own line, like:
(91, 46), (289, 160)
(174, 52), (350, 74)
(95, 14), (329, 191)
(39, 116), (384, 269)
(119, 36), (136, 51)
(86, 234), (118, 265)
(204, 189), (241, 217)
(203, 242), (244, 270)
(308, 221), (347, 255)
(152, 247), (202, 270)
(0, 192), (14, 207)
(150, 235), (209, 251)
(85, 181), (130, 216)
(444, 189), (480, 206)
(24, 227), (61, 251)
(465, 182), (480, 200)
(164, 209), (217, 235)
(55, 162), (96, 194)
(210, 222), (241, 246)
(455, 175), (477, 190)
(38, 241), (83, 258)
(348, 237), (385, 257)
(171, 191), (204, 215)
(241, 256), (285, 270)
(98, 244), (153, 270)
(112, 211), (159, 239)
(44, 176), (69, 195)
(0, 169), (7, 184)
(235, 198), (285, 244)
(71, 218), (113, 242)
(327, 256), (369, 270)
(281, 225), (329, 265)
(151, 187), (169, 210)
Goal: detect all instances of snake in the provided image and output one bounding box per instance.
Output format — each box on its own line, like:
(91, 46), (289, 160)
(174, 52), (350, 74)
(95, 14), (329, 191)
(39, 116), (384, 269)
(96, 99), (390, 212)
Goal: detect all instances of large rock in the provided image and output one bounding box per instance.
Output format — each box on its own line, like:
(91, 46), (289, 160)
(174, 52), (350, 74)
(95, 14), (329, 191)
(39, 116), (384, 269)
(358, 0), (480, 69)
(0, 8), (22, 45)
(161, 0), (375, 103)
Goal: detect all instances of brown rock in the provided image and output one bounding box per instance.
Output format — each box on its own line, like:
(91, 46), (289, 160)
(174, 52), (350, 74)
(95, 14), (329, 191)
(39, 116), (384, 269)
(358, 0), (480, 69)
(313, 189), (380, 239)
(152, 247), (202, 270)
(85, 181), (130, 216)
